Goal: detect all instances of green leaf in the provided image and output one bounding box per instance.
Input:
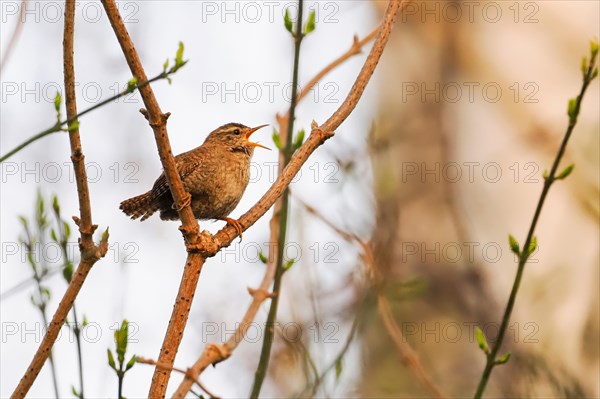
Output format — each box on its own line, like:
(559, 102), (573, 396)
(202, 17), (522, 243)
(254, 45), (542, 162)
(115, 320), (129, 363)
(258, 250), (268, 264)
(527, 236), (537, 256)
(18, 215), (29, 229)
(590, 39), (599, 59)
(125, 355), (137, 371)
(335, 357), (343, 380)
(284, 8), (293, 34)
(508, 234), (520, 256)
(83, 314), (88, 327)
(107, 349), (117, 371)
(71, 385), (80, 398)
(175, 41), (185, 65)
(63, 221), (71, 240)
(304, 10), (316, 35)
(582, 56), (589, 75)
(495, 352), (511, 365)
(63, 261), (74, 283)
(293, 129), (305, 150)
(283, 258), (295, 271)
(51, 228), (58, 243)
(52, 195), (60, 215)
(41, 287), (51, 302)
(556, 164), (574, 180)
(272, 130), (283, 150)
(475, 327), (489, 354)
(567, 97), (577, 119)
(163, 58), (169, 73)
(54, 92), (61, 113)
(592, 67), (599, 80)
(172, 41), (188, 71)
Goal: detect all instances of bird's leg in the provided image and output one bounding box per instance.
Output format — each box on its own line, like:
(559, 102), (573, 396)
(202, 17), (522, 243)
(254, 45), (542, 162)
(221, 217), (244, 242)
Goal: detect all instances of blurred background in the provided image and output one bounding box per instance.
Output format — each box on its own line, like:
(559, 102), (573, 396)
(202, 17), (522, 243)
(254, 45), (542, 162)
(1, 1), (598, 397)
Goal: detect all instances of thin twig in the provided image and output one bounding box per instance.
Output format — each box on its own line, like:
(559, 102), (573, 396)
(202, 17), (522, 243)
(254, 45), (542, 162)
(300, 199), (449, 399)
(137, 357), (220, 399)
(10, 1), (109, 396)
(0, 0), (27, 71)
(0, 69), (179, 163)
(101, 0), (402, 396)
(250, 0), (306, 396)
(473, 45), (599, 399)
(173, 17), (383, 399)
(99, 2), (210, 397)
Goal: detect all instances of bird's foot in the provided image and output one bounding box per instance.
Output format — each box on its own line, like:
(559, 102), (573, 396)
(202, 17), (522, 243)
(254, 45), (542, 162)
(224, 217), (244, 242)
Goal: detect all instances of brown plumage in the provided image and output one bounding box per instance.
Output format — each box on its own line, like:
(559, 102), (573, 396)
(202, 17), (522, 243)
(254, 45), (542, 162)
(120, 123), (268, 233)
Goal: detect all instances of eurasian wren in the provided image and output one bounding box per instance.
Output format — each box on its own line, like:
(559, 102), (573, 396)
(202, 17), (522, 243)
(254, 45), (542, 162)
(120, 123), (269, 235)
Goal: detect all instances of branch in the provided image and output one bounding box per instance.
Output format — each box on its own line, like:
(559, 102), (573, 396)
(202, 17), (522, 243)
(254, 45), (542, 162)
(137, 357), (220, 399)
(0, 0), (27, 71)
(10, 1), (109, 396)
(473, 42), (599, 399)
(174, 3), (403, 397)
(0, 64), (182, 163)
(295, 27), (379, 106)
(99, 2), (212, 397)
(300, 200), (449, 399)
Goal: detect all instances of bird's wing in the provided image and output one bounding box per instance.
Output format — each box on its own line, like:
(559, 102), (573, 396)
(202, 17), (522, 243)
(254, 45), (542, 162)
(150, 147), (205, 199)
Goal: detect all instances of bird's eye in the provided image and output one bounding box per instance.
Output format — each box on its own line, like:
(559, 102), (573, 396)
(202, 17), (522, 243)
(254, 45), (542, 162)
(233, 129), (241, 135)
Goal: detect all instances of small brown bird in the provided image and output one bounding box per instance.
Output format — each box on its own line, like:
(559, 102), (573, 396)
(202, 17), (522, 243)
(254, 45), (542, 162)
(120, 123), (269, 236)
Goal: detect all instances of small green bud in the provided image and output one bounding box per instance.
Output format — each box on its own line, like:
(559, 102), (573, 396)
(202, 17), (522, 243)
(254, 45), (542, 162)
(475, 327), (489, 354)
(567, 97), (577, 119)
(304, 10), (316, 35)
(590, 39), (599, 59)
(283, 258), (295, 271)
(508, 234), (520, 256)
(284, 8), (293, 34)
(125, 355), (137, 371)
(582, 56), (589, 75)
(293, 129), (305, 150)
(107, 349), (116, 371)
(126, 77), (138, 93)
(542, 169), (549, 180)
(335, 357), (343, 380)
(495, 352), (511, 365)
(163, 58), (169, 73)
(258, 250), (268, 264)
(556, 164), (574, 180)
(272, 130), (283, 150)
(527, 236), (537, 256)
(54, 92), (61, 113)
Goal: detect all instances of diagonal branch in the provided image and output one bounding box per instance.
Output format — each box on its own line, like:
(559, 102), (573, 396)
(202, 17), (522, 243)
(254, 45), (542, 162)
(10, 1), (109, 397)
(174, 2), (404, 397)
(99, 2), (212, 398)
(301, 200), (449, 399)
(103, 1), (403, 397)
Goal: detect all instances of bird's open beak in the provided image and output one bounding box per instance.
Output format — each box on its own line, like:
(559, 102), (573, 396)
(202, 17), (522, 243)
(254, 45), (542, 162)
(244, 124), (271, 150)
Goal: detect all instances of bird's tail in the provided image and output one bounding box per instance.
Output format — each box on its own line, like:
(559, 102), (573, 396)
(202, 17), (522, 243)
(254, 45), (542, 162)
(119, 192), (158, 221)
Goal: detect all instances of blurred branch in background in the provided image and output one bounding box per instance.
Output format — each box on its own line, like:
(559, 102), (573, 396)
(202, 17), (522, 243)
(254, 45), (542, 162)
(0, 0), (27, 72)
(11, 0), (110, 395)
(473, 40), (599, 399)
